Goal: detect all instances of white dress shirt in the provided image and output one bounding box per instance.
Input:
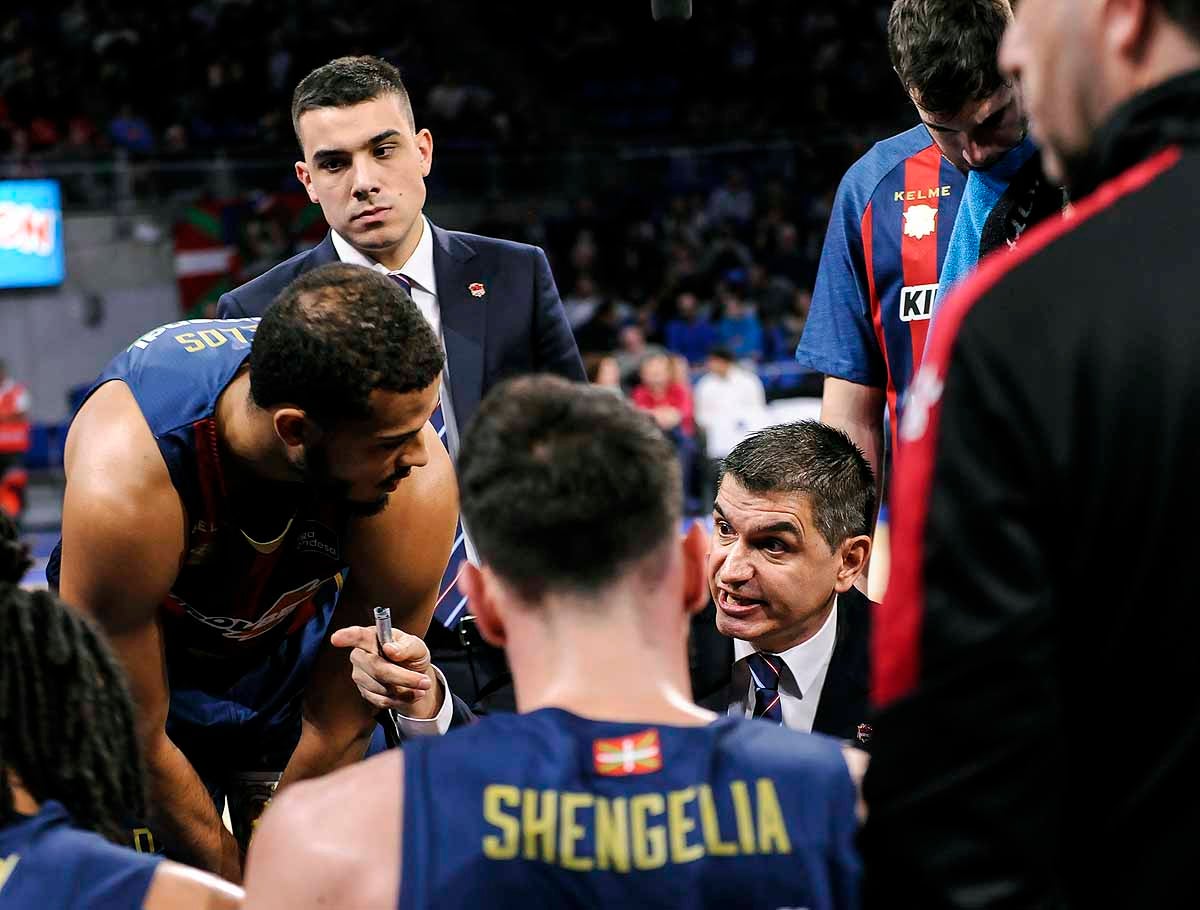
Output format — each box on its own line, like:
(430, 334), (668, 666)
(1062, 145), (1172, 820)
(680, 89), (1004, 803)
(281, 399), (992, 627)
(331, 218), (464, 738)
(330, 216), (464, 459)
(728, 597), (838, 732)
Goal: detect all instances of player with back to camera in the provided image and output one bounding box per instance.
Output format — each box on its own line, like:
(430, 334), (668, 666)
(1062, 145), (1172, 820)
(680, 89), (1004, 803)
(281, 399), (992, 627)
(0, 513), (243, 908)
(243, 375), (861, 910)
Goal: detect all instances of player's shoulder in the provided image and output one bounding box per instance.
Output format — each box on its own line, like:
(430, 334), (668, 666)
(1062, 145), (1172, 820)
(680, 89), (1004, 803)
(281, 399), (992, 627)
(835, 124), (936, 206)
(247, 753), (400, 908)
(714, 718), (851, 785)
(23, 818), (162, 905)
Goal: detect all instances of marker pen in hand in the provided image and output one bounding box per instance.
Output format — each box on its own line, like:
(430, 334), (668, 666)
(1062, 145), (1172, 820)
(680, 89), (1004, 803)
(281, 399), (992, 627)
(373, 605), (393, 657)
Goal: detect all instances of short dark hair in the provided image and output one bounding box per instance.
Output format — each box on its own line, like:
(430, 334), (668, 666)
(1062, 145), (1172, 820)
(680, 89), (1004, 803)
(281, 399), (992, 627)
(719, 420), (876, 549)
(291, 55), (414, 149)
(458, 375), (681, 601)
(707, 346), (735, 363)
(249, 263), (443, 426)
(888, 0), (1012, 117)
(1, 517), (146, 844)
(1161, 0), (1200, 41)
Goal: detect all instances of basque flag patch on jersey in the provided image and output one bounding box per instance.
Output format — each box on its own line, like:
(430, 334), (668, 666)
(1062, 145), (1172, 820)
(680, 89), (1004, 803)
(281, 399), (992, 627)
(592, 729), (663, 776)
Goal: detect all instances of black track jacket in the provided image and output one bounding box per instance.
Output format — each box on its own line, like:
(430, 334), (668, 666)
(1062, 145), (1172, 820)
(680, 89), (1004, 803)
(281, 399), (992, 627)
(863, 70), (1200, 909)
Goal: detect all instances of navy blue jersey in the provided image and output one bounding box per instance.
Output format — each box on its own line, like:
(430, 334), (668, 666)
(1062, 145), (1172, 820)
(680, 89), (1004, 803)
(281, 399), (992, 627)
(0, 802), (160, 908)
(49, 318), (348, 753)
(401, 709), (859, 910)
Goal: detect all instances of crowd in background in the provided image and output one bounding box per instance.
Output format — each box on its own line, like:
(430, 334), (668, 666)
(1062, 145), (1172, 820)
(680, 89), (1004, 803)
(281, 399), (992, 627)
(0, 0), (914, 513)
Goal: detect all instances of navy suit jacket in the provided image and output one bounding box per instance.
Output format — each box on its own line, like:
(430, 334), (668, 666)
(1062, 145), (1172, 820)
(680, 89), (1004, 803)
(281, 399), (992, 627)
(217, 223), (586, 433)
(690, 584), (874, 745)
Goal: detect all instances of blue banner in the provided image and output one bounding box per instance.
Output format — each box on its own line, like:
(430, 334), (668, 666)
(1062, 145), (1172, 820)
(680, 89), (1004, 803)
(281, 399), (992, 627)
(0, 179), (65, 289)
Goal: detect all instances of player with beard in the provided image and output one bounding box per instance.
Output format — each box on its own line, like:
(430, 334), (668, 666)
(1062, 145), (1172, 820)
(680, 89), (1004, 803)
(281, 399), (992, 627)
(47, 263), (457, 882)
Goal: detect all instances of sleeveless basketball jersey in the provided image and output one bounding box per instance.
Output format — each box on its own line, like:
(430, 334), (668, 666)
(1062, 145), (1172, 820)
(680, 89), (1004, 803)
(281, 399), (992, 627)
(48, 318), (348, 749)
(401, 709), (860, 909)
(0, 801), (160, 908)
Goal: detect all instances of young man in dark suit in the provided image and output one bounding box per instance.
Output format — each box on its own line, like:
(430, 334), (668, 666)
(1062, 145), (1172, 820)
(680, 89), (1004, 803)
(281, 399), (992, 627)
(219, 56), (585, 708)
(691, 421), (876, 748)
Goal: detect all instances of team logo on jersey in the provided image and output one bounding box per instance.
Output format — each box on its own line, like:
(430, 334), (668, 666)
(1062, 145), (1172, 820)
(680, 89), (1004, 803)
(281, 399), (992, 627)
(593, 729), (663, 776)
(899, 283), (938, 322)
(902, 204), (938, 240)
(181, 577), (327, 641)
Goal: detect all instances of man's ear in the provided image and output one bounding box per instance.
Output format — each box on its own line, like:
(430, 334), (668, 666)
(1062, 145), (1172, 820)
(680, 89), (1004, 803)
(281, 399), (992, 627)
(834, 534), (873, 595)
(272, 408), (312, 449)
(681, 521), (711, 616)
(415, 128), (434, 178)
(459, 564), (506, 648)
(295, 160), (320, 204)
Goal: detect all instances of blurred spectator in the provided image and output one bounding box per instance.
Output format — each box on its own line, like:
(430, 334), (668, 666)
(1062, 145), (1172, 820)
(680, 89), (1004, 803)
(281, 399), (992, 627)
(108, 103), (155, 154)
(715, 294), (764, 362)
(584, 353), (624, 396)
(631, 352), (699, 512)
(664, 291), (717, 366)
(0, 360), (31, 520)
(562, 274), (603, 330)
(694, 347), (768, 461)
(632, 353), (694, 437)
(707, 169), (755, 226)
(575, 298), (624, 355)
(614, 324), (667, 388)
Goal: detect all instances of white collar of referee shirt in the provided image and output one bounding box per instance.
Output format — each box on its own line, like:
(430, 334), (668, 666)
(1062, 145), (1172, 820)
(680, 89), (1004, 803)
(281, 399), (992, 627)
(330, 214), (439, 297)
(733, 594), (839, 703)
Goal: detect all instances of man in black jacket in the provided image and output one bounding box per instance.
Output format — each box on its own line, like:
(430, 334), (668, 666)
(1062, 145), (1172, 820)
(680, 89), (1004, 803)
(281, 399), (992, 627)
(864, 1), (1200, 906)
(692, 421), (875, 747)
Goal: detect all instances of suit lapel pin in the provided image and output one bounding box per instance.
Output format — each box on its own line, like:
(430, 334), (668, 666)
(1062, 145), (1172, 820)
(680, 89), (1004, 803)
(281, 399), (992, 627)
(468, 282), (486, 298)
(856, 722), (873, 746)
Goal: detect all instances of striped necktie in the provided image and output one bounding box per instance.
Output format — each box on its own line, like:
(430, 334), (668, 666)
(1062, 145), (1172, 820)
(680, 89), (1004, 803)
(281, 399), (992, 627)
(390, 272), (470, 629)
(746, 652), (785, 725)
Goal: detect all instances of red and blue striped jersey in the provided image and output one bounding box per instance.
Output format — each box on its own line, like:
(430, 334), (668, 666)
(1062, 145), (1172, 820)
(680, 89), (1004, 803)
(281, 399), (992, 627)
(797, 125), (965, 438)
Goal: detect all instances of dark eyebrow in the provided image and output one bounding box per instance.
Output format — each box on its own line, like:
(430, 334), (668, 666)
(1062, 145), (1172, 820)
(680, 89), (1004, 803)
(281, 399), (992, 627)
(711, 503), (801, 538)
(377, 428), (420, 445)
(752, 521), (802, 537)
(312, 130), (403, 164)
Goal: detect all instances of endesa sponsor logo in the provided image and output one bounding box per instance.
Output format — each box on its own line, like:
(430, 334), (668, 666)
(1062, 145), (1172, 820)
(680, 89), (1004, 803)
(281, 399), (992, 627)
(0, 201), (55, 256)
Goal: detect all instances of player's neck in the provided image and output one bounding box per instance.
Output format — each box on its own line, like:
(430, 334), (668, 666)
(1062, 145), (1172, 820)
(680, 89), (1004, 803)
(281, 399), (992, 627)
(505, 590), (714, 728)
(215, 372), (298, 484)
(7, 774), (39, 815)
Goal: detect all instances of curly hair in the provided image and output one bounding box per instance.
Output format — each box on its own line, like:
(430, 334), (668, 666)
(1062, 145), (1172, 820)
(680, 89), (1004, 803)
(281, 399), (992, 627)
(0, 517), (146, 844)
(249, 263), (444, 427)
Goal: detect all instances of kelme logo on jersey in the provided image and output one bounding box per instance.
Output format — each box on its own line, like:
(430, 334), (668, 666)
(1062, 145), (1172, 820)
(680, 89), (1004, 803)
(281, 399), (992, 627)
(593, 729), (663, 776)
(183, 577), (327, 641)
(899, 283), (937, 322)
(902, 204), (938, 240)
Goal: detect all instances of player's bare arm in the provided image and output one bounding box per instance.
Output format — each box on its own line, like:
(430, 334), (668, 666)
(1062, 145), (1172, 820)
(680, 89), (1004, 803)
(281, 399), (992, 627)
(142, 862), (245, 910)
(245, 746), (403, 909)
(278, 424), (457, 787)
(58, 380), (243, 880)
(820, 378), (885, 590)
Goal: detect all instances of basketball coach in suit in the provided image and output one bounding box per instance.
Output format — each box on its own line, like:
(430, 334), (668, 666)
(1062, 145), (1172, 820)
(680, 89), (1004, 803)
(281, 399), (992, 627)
(219, 55), (585, 711)
(690, 420), (876, 747)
